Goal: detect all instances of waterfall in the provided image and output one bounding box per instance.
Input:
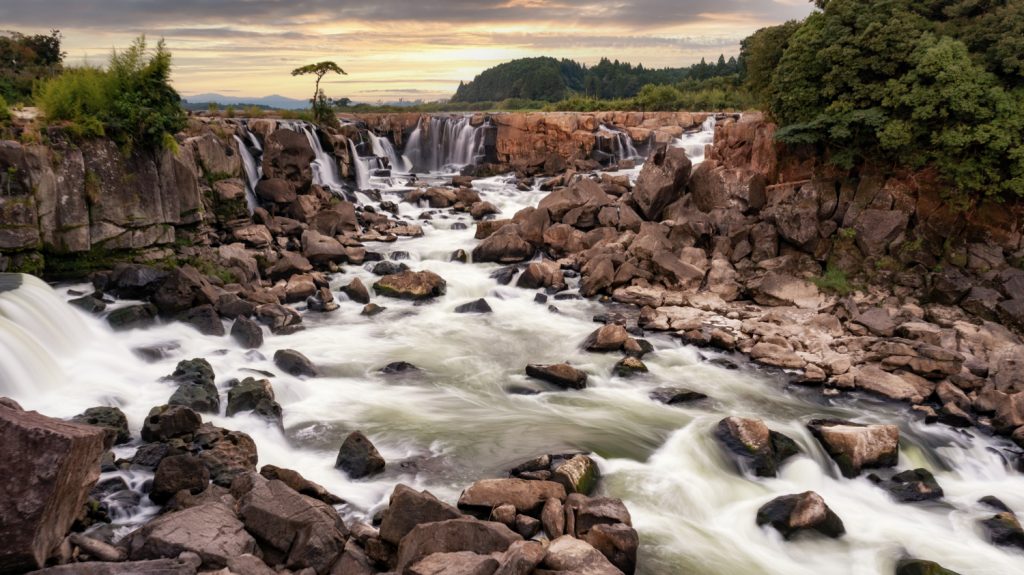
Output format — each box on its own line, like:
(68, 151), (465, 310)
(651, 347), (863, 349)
(348, 139), (372, 191)
(0, 274), (90, 395)
(368, 132), (411, 173)
(597, 125), (641, 163)
(233, 128), (262, 214)
(672, 114), (717, 165)
(282, 121), (347, 197)
(404, 116), (487, 173)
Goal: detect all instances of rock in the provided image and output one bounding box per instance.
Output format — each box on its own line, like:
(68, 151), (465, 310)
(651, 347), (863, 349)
(853, 365), (933, 403)
(140, 405), (202, 443)
(0, 402), (108, 572)
(341, 278), (371, 304)
(373, 270), (447, 300)
(193, 424), (258, 486)
(409, 551), (500, 575)
(689, 161), (766, 214)
(274, 349), (319, 378)
(332, 540), (376, 575)
(868, 469), (944, 503)
(150, 454), (211, 504)
(23, 556), (201, 574)
(335, 431), (385, 479)
(129, 502), (257, 568)
(107, 303), (159, 331)
(166, 358), (220, 414)
(237, 475), (348, 574)
(493, 540), (546, 575)
(472, 225), (534, 263)
(256, 178), (297, 203)
(71, 406), (130, 445)
(632, 145), (692, 221)
(68, 295), (107, 314)
(552, 454), (600, 495)
(613, 357), (648, 377)
(455, 298), (493, 314)
(853, 209), (909, 257)
(362, 303), (385, 316)
(263, 128), (315, 185)
(542, 498), (565, 539)
(105, 264), (168, 299)
(226, 554), (277, 575)
(471, 201), (500, 220)
(226, 378), (282, 424)
(373, 260), (411, 276)
(895, 559), (963, 575)
(752, 273), (822, 310)
(379, 484), (464, 546)
(755, 491), (845, 540)
(230, 316), (264, 349)
(542, 536), (623, 575)
(980, 511), (1024, 550)
(808, 419), (899, 478)
(458, 478), (567, 516)
(854, 308), (898, 337)
(301, 230), (348, 266)
(537, 178), (612, 222)
(574, 496), (633, 536)
(396, 519), (521, 573)
(267, 251), (313, 281)
(650, 387), (708, 405)
(582, 523), (639, 575)
(259, 465), (344, 506)
(715, 417), (800, 478)
(524, 363), (588, 390)
(749, 342), (806, 370)
(582, 324), (629, 352)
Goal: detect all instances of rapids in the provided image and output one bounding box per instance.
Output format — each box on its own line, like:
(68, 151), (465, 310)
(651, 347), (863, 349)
(1, 119), (1022, 574)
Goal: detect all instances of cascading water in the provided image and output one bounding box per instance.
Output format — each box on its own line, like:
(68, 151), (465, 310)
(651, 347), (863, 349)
(234, 129), (262, 214)
(368, 132), (412, 173)
(597, 124), (642, 163)
(282, 121), (348, 197)
(404, 116), (487, 173)
(673, 114), (717, 164)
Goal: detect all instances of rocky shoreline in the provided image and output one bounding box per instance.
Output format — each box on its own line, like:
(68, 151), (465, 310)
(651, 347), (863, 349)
(2, 110), (1024, 574)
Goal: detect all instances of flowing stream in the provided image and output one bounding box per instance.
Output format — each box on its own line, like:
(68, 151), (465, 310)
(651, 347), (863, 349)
(1, 118), (1022, 574)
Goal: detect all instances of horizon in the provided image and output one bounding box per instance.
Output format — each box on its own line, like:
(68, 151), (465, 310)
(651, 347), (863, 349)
(1, 0), (813, 102)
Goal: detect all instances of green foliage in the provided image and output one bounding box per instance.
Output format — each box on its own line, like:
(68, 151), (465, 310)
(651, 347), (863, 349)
(811, 265), (853, 295)
(0, 30), (64, 103)
(765, 0), (1024, 200)
(36, 36), (186, 152)
(740, 20), (802, 108)
(291, 61), (346, 126)
(0, 95), (9, 124)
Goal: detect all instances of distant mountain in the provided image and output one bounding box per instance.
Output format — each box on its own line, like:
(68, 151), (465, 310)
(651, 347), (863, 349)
(182, 93), (309, 110)
(451, 55), (740, 103)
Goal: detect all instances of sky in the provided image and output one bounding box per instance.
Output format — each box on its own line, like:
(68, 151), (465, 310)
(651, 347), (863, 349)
(0, 1), (814, 103)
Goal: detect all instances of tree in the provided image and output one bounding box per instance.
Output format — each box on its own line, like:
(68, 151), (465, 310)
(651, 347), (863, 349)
(291, 61), (346, 125)
(740, 21), (801, 108)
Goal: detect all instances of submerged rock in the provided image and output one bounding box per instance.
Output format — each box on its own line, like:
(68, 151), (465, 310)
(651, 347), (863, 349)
(896, 559), (963, 575)
(107, 303), (159, 331)
(756, 491), (845, 540)
(868, 468), (944, 503)
(454, 298), (493, 314)
(335, 431), (385, 479)
(274, 349), (319, 378)
(525, 363), (588, 390)
(650, 387), (708, 405)
(613, 357), (648, 377)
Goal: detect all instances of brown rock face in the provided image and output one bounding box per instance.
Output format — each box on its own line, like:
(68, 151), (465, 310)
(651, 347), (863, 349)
(808, 419), (899, 478)
(379, 484), (464, 546)
(129, 502), (257, 569)
(373, 270), (447, 300)
(632, 145), (692, 221)
(0, 402), (108, 572)
(262, 128), (315, 189)
(458, 478), (567, 516)
(525, 363), (588, 390)
(472, 225), (535, 263)
(395, 518), (522, 573)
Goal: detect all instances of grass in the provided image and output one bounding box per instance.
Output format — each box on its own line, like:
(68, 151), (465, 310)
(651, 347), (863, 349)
(811, 265), (854, 296)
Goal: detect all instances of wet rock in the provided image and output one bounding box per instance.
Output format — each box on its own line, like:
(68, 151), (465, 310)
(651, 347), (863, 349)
(553, 454), (600, 495)
(255, 302), (303, 335)
(458, 478), (567, 516)
(473, 225), (535, 264)
(542, 536), (623, 575)
(525, 363), (588, 390)
(582, 324), (630, 352)
(260, 464), (344, 506)
(895, 559), (963, 575)
(542, 497), (565, 539)
(715, 417), (800, 478)
(301, 230), (348, 266)
(24, 556), (201, 574)
(650, 387), (707, 405)
(633, 145), (692, 221)
(490, 266), (518, 285)
(978, 497), (1024, 549)
(129, 502), (257, 568)
(613, 357), (648, 377)
(68, 295), (107, 314)
(756, 491), (845, 540)
(372, 260), (411, 276)
(179, 304), (225, 337)
(165, 358), (219, 414)
(150, 454), (211, 505)
(395, 518), (522, 573)
(451, 249), (469, 263)
(867, 469), (944, 503)
(582, 523), (639, 575)
(515, 514), (541, 538)
(409, 551), (500, 575)
(306, 286), (339, 313)
(226, 378), (282, 424)
(141, 405), (202, 443)
(0, 402), (108, 572)
(107, 303), (159, 331)
(341, 277), (371, 304)
(381, 361), (419, 374)
(361, 303), (385, 316)
(105, 264), (168, 299)
(379, 484), (464, 546)
(808, 419), (899, 478)
(373, 270), (447, 300)
(71, 406), (130, 445)
(193, 424), (258, 486)
(131, 443), (174, 469)
(230, 316), (264, 349)
(455, 298), (493, 314)
(494, 540), (546, 575)
(471, 201), (500, 220)
(335, 431), (385, 479)
(237, 474), (348, 574)
(274, 349), (319, 378)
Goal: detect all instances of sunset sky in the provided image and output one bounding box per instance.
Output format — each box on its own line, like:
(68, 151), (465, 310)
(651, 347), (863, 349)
(1, 1), (814, 103)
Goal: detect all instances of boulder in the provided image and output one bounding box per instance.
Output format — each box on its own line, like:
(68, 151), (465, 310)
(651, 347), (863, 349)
(493, 540), (546, 575)
(379, 484), (464, 546)
(230, 316), (264, 349)
(472, 225), (534, 264)
(853, 365), (933, 403)
(105, 264), (168, 299)
(256, 178), (296, 203)
(259, 465), (344, 506)
(714, 417), (800, 478)
(140, 405), (202, 443)
(226, 378), (282, 424)
(552, 454), (600, 495)
(150, 454), (211, 505)
(409, 551), (499, 575)
(395, 519), (521, 574)
(165, 358), (220, 414)
(542, 536), (623, 575)
(524, 364), (588, 390)
(867, 469), (943, 503)
(341, 278), (371, 304)
(152, 266), (217, 316)
(24, 556), (201, 574)
(632, 145), (691, 221)
(582, 523), (639, 575)
(373, 271), (447, 300)
(335, 431), (385, 479)
(613, 357), (648, 377)
(179, 305), (225, 337)
(71, 406), (130, 445)
(537, 178), (613, 222)
(980, 510), (1024, 550)
(193, 424), (259, 486)
(301, 230), (348, 266)
(582, 324), (629, 352)
(756, 491), (845, 540)
(689, 161), (766, 214)
(0, 402), (108, 573)
(129, 502), (257, 568)
(274, 349), (319, 378)
(267, 251), (313, 281)
(752, 272), (822, 310)
(458, 479), (567, 516)
(649, 387), (708, 405)
(262, 128), (315, 186)
(107, 303), (159, 331)
(808, 419), (899, 478)
(895, 559), (963, 575)
(455, 298), (493, 314)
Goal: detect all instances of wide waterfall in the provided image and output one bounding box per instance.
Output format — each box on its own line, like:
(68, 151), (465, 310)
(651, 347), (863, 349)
(404, 115), (489, 173)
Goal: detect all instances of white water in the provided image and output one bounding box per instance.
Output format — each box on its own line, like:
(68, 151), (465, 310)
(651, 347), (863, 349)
(234, 130), (262, 214)
(598, 125), (642, 163)
(282, 121), (348, 198)
(369, 132), (412, 174)
(404, 116), (487, 172)
(672, 115), (717, 164)
(2, 120), (1023, 573)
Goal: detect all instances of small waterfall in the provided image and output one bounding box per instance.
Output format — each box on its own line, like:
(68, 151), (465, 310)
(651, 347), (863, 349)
(672, 115), (717, 164)
(282, 121), (347, 197)
(233, 129), (262, 214)
(596, 125), (641, 164)
(0, 274), (91, 395)
(369, 132), (411, 173)
(404, 116), (487, 173)
(348, 139), (372, 191)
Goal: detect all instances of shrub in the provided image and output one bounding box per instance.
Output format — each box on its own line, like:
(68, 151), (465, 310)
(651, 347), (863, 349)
(0, 95), (9, 123)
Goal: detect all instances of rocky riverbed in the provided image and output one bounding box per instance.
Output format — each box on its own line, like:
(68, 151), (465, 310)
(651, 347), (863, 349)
(1, 112), (1024, 574)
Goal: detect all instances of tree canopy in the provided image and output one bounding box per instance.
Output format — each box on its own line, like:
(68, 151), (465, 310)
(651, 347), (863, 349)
(291, 61), (346, 126)
(0, 30), (65, 103)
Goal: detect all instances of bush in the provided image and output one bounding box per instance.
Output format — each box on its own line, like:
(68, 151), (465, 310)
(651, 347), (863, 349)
(0, 95), (10, 123)
(35, 36), (185, 152)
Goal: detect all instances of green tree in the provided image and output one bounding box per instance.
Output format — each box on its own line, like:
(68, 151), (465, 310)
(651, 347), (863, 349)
(740, 21), (801, 108)
(291, 61), (346, 125)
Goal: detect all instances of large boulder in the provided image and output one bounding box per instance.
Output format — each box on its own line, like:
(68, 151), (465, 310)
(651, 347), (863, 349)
(458, 478), (566, 516)
(689, 160), (766, 214)
(379, 484), (464, 546)
(395, 518), (522, 573)
(472, 225), (535, 263)
(808, 419), (899, 478)
(714, 417), (800, 478)
(632, 145), (691, 221)
(582, 324), (630, 352)
(70, 406), (130, 445)
(165, 358), (220, 414)
(0, 402), (108, 573)
(525, 364), (588, 390)
(150, 454), (211, 505)
(756, 491), (845, 540)
(262, 128), (315, 188)
(373, 271), (447, 300)
(259, 465), (344, 506)
(542, 536), (623, 575)
(274, 349), (320, 378)
(538, 178), (613, 222)
(140, 404), (202, 443)
(226, 378), (282, 424)
(129, 502), (257, 569)
(335, 431), (385, 479)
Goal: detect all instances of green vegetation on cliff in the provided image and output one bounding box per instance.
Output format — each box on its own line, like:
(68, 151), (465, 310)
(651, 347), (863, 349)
(35, 36), (186, 152)
(0, 30), (64, 104)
